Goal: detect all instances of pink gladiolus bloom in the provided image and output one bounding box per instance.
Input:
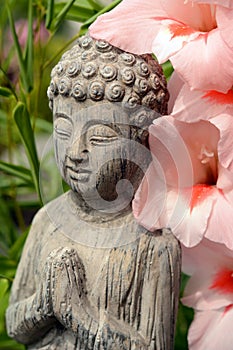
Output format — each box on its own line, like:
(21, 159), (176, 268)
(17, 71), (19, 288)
(90, 0), (233, 92)
(168, 72), (233, 173)
(132, 114), (233, 249)
(181, 239), (233, 349)
(168, 72), (233, 118)
(187, 308), (233, 350)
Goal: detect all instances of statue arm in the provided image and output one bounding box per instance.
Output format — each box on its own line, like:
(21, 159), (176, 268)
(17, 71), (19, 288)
(6, 292), (56, 344)
(138, 229), (181, 349)
(6, 209), (57, 345)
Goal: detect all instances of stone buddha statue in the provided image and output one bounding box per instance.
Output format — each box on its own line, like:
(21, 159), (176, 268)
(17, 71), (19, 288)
(6, 34), (181, 349)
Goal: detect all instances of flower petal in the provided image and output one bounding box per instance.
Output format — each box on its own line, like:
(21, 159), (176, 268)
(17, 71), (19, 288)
(182, 275), (233, 310)
(90, 0), (165, 54)
(132, 162), (167, 231)
(182, 240), (233, 310)
(172, 187), (215, 247)
(152, 20), (201, 63)
(217, 6), (233, 48)
(132, 170), (209, 247)
(171, 29), (233, 92)
(211, 114), (233, 172)
(188, 308), (233, 350)
(210, 268), (233, 294)
(186, 0), (233, 9)
(132, 116), (194, 233)
(205, 189), (233, 249)
(167, 72), (185, 114)
(182, 238), (233, 275)
(90, 0), (221, 56)
(169, 75), (233, 121)
(132, 116), (219, 247)
(217, 166), (233, 191)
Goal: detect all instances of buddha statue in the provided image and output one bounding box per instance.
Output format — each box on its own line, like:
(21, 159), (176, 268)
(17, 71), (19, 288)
(6, 34), (181, 349)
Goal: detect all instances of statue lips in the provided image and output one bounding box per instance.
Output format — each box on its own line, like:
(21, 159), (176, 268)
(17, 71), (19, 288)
(67, 167), (91, 182)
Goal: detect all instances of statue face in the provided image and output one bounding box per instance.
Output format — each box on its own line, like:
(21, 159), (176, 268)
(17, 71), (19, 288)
(53, 96), (149, 209)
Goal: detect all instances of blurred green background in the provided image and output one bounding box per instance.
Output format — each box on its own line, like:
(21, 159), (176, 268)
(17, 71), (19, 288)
(0, 1), (193, 348)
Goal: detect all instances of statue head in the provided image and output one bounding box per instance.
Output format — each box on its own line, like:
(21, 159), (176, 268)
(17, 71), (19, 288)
(48, 34), (168, 212)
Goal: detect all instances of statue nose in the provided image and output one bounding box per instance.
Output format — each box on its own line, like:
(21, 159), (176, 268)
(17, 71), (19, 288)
(67, 137), (88, 161)
(67, 148), (88, 163)
(67, 132), (89, 164)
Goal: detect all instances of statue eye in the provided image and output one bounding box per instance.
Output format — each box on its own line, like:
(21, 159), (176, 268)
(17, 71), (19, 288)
(89, 135), (118, 145)
(87, 124), (119, 145)
(54, 118), (72, 139)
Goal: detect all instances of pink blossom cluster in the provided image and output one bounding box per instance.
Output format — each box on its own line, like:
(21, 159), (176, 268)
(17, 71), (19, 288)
(90, 1), (233, 348)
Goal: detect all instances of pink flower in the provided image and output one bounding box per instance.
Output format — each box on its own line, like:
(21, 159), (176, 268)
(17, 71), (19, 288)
(6, 20), (49, 48)
(4, 20), (49, 84)
(168, 72), (233, 118)
(181, 239), (233, 349)
(90, 0), (233, 92)
(132, 114), (233, 249)
(187, 308), (233, 350)
(188, 0), (233, 7)
(168, 72), (233, 173)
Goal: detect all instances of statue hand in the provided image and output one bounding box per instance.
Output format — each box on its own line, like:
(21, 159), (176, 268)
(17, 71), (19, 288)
(34, 253), (54, 318)
(49, 247), (86, 329)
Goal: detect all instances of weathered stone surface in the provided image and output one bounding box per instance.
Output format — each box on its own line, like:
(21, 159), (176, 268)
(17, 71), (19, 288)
(6, 34), (180, 349)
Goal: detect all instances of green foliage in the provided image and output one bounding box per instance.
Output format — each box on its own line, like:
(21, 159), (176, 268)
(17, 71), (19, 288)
(0, 1), (108, 347)
(162, 60), (174, 80)
(6, 0), (34, 92)
(79, 0), (121, 35)
(0, 161), (33, 185)
(0, 1), (192, 348)
(175, 273), (194, 350)
(0, 87), (13, 98)
(13, 102), (41, 203)
(49, 0), (77, 31)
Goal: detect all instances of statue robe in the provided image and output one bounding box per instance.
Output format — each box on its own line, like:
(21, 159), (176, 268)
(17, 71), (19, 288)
(6, 191), (180, 350)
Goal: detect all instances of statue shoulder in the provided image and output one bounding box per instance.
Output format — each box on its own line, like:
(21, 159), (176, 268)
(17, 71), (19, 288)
(31, 192), (69, 226)
(138, 227), (180, 255)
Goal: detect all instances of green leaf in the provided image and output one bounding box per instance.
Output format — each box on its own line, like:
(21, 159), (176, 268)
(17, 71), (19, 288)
(86, 0), (103, 12)
(0, 279), (10, 336)
(6, 5), (31, 93)
(35, 118), (53, 134)
(54, 3), (96, 22)
(45, 0), (54, 29)
(0, 334), (25, 350)
(0, 68), (17, 100)
(0, 284), (10, 338)
(0, 278), (10, 300)
(0, 198), (17, 247)
(25, 0), (34, 90)
(162, 60), (174, 80)
(0, 257), (17, 279)
(51, 0), (76, 31)
(13, 102), (42, 204)
(80, 0), (121, 35)
(175, 302), (193, 350)
(0, 87), (12, 98)
(175, 273), (193, 350)
(0, 177), (33, 190)
(0, 161), (33, 184)
(13, 199), (40, 208)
